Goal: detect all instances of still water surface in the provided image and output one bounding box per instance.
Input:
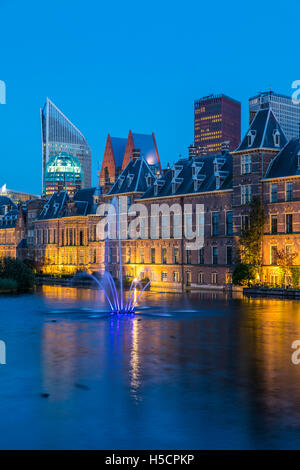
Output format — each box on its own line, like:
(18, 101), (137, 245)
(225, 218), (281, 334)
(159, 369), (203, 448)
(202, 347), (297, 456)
(0, 286), (300, 449)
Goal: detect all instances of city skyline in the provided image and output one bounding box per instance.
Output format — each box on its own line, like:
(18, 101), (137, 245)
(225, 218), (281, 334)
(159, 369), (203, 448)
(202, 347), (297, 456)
(0, 0), (299, 195)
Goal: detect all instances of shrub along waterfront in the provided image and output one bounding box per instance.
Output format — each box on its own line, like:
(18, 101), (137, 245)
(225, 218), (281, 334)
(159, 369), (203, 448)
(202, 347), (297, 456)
(0, 257), (34, 292)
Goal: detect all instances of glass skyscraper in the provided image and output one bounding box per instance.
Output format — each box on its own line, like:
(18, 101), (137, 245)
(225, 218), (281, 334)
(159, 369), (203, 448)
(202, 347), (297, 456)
(41, 98), (91, 192)
(249, 91), (300, 140)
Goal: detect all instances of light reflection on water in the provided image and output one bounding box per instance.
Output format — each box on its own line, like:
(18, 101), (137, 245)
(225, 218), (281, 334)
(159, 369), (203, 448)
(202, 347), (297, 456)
(1, 286), (300, 449)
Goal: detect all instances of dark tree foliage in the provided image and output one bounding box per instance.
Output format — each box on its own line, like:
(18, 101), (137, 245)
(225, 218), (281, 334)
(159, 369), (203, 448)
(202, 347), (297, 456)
(232, 263), (256, 286)
(0, 257), (34, 290)
(239, 196), (267, 269)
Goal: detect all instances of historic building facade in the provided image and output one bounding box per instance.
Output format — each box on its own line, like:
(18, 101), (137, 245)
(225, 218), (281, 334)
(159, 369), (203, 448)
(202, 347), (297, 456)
(1, 109), (300, 291)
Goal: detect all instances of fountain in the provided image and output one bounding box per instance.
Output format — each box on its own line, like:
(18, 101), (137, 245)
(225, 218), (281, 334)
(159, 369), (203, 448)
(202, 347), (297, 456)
(76, 196), (150, 315)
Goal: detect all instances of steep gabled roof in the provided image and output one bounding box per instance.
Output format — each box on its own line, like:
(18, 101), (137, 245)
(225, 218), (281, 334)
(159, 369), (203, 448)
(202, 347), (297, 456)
(37, 191), (69, 220)
(37, 187), (99, 220)
(0, 209), (19, 228)
(108, 157), (156, 195)
(140, 152), (232, 199)
(111, 137), (127, 167)
(72, 187), (98, 215)
(265, 139), (300, 179)
(235, 109), (287, 152)
(132, 133), (160, 168)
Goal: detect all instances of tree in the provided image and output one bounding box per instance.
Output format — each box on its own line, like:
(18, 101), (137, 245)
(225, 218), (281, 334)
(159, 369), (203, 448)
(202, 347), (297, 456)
(291, 267), (300, 289)
(276, 248), (296, 286)
(232, 263), (256, 286)
(0, 257), (34, 290)
(239, 196), (267, 273)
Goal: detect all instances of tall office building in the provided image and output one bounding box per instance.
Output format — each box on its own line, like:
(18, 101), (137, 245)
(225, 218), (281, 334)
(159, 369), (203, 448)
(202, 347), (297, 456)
(41, 98), (91, 193)
(44, 152), (83, 197)
(194, 94), (241, 155)
(249, 91), (300, 140)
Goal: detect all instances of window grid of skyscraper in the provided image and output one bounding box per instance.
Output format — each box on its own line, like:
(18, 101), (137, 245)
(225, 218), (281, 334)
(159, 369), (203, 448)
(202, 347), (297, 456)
(194, 94), (241, 155)
(249, 91), (300, 140)
(41, 98), (92, 193)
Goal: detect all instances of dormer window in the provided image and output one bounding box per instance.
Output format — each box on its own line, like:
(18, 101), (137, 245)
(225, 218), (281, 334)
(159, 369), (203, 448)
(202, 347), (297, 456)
(118, 176), (125, 189)
(191, 161), (204, 178)
(273, 129), (280, 147)
(193, 174), (205, 192)
(127, 174), (134, 186)
(171, 178), (183, 194)
(215, 170), (229, 190)
(154, 179), (165, 196)
(146, 173), (152, 187)
(247, 130), (256, 147)
(171, 165), (183, 180)
(213, 157), (226, 174)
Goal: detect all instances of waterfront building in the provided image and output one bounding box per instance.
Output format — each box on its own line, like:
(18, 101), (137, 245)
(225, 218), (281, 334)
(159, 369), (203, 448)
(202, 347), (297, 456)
(33, 188), (104, 275)
(41, 98), (92, 192)
(44, 152), (83, 197)
(2, 109), (300, 290)
(194, 94), (241, 155)
(249, 91), (300, 140)
(0, 184), (40, 204)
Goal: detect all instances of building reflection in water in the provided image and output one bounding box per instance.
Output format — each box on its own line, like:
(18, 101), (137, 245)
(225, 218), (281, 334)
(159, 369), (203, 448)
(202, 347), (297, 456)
(39, 285), (300, 447)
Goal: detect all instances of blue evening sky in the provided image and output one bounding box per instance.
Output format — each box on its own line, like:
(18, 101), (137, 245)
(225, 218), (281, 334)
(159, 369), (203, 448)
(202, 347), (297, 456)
(0, 0), (298, 194)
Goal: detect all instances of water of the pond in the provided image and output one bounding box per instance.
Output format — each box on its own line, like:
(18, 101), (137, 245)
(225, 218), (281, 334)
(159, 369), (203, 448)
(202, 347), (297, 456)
(0, 285), (300, 449)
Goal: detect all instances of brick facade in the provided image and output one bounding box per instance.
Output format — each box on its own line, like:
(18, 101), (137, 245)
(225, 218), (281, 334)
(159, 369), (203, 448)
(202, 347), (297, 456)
(1, 109), (300, 291)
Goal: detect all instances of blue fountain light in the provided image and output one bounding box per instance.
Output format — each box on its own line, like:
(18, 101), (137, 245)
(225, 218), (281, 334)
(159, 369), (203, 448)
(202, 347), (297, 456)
(90, 272), (150, 315)
(85, 196), (150, 315)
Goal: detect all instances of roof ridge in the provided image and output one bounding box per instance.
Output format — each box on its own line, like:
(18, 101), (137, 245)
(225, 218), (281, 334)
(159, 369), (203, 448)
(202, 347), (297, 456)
(260, 108), (271, 147)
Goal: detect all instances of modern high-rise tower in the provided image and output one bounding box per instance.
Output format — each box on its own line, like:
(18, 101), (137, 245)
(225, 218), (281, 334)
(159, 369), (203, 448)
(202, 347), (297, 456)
(249, 91), (300, 140)
(41, 98), (92, 192)
(194, 94), (241, 155)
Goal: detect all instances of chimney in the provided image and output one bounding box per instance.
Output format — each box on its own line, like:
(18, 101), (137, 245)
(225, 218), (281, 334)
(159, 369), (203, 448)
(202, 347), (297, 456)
(132, 148), (141, 161)
(188, 144), (197, 159)
(221, 141), (230, 154)
(200, 146), (207, 156)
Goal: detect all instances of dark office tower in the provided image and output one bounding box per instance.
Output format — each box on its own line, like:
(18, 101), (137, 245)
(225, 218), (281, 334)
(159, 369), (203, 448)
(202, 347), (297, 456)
(194, 94), (241, 155)
(41, 98), (91, 193)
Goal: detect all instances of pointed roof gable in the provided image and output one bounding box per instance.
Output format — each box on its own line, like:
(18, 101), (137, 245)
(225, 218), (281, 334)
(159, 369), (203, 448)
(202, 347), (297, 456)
(235, 109), (287, 152)
(108, 157), (156, 195)
(111, 137), (127, 167)
(132, 133), (161, 169)
(265, 139), (300, 179)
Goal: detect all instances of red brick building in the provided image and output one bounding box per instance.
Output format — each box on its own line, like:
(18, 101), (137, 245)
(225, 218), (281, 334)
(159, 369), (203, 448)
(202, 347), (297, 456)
(99, 131), (161, 192)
